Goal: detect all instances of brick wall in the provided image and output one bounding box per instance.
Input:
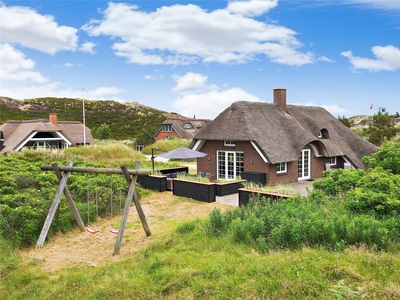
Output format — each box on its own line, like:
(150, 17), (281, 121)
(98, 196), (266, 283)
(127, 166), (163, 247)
(155, 131), (181, 141)
(197, 140), (336, 185)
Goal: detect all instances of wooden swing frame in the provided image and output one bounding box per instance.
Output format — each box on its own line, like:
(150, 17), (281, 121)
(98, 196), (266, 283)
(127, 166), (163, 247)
(36, 161), (151, 255)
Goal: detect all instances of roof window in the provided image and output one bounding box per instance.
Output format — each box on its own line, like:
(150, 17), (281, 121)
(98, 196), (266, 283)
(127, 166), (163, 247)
(318, 128), (329, 139)
(184, 122), (193, 129)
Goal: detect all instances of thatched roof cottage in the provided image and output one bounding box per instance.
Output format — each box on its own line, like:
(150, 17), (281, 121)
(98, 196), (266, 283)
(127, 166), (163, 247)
(154, 117), (211, 141)
(190, 88), (377, 185)
(0, 114), (94, 153)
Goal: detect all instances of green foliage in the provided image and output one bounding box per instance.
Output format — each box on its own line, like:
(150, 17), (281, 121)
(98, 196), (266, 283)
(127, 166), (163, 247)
(0, 238), (17, 279)
(96, 123), (111, 140)
(313, 168), (400, 215)
(142, 137), (191, 155)
(337, 115), (354, 128)
(207, 193), (400, 252)
(0, 149), (134, 247)
(242, 181), (293, 195)
(0, 97), (171, 143)
(363, 141), (400, 174)
(364, 107), (399, 146)
(176, 172), (210, 183)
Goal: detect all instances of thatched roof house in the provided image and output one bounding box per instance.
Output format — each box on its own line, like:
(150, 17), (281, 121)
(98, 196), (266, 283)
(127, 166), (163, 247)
(154, 117), (211, 141)
(0, 114), (94, 153)
(191, 88), (377, 185)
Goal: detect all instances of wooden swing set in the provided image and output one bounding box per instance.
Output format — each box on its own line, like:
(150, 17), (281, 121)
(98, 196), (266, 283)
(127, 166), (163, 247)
(36, 161), (151, 255)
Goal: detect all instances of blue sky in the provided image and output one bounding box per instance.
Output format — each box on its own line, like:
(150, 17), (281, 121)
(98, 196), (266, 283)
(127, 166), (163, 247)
(1, 0), (399, 119)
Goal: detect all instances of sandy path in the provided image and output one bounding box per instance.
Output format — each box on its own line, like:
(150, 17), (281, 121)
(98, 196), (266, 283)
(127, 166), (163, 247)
(18, 192), (233, 272)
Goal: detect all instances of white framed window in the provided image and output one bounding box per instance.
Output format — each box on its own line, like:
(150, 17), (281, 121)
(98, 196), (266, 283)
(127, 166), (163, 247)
(217, 151), (244, 180)
(224, 140), (235, 146)
(329, 156), (337, 165)
(184, 122), (193, 129)
(276, 162), (287, 174)
(318, 131), (322, 138)
(162, 124), (174, 132)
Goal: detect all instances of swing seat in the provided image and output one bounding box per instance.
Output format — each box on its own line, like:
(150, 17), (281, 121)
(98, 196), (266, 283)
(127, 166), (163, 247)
(110, 228), (119, 234)
(87, 227), (99, 234)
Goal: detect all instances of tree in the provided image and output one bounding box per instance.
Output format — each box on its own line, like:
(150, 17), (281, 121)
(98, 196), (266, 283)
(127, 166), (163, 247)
(364, 107), (399, 146)
(337, 115), (353, 128)
(363, 141), (400, 174)
(96, 123), (111, 140)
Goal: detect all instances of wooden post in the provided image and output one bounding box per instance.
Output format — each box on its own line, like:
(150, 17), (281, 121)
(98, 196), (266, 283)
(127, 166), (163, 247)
(113, 162), (151, 255)
(52, 162), (85, 231)
(36, 163), (71, 248)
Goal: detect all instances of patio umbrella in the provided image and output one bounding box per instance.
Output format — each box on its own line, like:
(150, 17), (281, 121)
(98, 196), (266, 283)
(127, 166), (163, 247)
(157, 147), (207, 159)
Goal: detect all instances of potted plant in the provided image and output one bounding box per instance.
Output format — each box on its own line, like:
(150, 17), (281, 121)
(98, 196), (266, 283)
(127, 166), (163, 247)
(173, 173), (216, 203)
(238, 182), (294, 206)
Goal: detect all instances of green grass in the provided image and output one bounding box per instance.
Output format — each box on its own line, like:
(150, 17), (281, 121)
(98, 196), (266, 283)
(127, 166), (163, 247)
(1, 222), (399, 299)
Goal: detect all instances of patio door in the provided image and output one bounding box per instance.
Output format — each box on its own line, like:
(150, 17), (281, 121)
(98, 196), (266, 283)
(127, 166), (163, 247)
(298, 149), (311, 180)
(217, 151), (244, 180)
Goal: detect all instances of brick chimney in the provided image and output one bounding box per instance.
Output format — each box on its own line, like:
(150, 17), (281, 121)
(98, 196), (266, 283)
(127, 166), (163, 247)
(273, 88), (287, 111)
(49, 114), (58, 125)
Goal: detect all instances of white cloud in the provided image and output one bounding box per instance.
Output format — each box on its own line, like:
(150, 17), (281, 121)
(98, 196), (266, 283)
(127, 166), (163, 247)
(342, 0), (400, 11)
(0, 5), (78, 54)
(291, 101), (347, 114)
(90, 87), (122, 97)
(172, 72), (208, 92)
(341, 45), (400, 72)
(1, 82), (123, 101)
(172, 72), (261, 118)
(83, 2), (313, 66)
(226, 0), (278, 17)
(144, 75), (156, 80)
(80, 42), (96, 54)
(284, 0), (400, 11)
(318, 55), (335, 63)
(0, 43), (47, 82)
(63, 63), (74, 68)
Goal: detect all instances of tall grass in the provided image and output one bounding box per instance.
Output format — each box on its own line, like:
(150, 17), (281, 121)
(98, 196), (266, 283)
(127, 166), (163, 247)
(1, 221), (400, 299)
(142, 138), (191, 155)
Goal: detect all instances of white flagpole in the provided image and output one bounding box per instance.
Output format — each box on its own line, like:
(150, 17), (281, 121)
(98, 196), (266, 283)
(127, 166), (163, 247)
(82, 88), (86, 146)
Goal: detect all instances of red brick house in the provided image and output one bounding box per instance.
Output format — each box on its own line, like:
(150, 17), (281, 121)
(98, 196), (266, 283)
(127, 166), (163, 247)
(0, 114), (94, 153)
(154, 117), (211, 141)
(190, 88), (377, 185)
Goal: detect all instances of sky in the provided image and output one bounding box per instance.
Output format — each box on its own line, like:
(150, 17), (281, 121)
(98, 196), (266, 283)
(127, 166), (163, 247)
(0, 0), (399, 120)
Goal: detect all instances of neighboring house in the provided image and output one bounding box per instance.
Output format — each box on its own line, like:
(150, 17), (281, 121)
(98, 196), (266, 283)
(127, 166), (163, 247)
(154, 117), (211, 141)
(190, 88), (377, 185)
(0, 114), (94, 153)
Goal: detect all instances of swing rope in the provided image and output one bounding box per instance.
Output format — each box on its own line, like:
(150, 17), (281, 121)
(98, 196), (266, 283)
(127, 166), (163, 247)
(109, 174), (119, 234)
(87, 175), (99, 234)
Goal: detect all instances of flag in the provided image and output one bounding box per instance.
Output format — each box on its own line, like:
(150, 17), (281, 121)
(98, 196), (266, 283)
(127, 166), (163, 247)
(370, 103), (374, 110)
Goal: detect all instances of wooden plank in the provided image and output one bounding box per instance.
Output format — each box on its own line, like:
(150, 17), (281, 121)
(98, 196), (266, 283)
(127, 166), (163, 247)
(52, 162), (85, 231)
(40, 164), (150, 176)
(36, 163), (71, 248)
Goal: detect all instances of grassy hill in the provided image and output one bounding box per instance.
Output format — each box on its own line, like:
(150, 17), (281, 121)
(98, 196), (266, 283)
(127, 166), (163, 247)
(0, 96), (184, 142)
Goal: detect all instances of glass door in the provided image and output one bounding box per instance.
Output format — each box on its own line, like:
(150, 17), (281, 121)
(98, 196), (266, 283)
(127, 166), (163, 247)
(217, 151), (244, 180)
(298, 149), (311, 180)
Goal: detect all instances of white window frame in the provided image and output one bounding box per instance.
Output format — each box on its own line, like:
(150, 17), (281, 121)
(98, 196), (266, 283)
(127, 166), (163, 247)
(184, 122), (193, 129)
(276, 162), (287, 174)
(318, 131), (322, 138)
(162, 124), (174, 132)
(217, 151), (244, 180)
(224, 140), (235, 146)
(329, 156), (337, 165)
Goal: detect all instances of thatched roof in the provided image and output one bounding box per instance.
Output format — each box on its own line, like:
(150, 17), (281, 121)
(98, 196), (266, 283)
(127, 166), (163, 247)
(193, 101), (377, 168)
(0, 119), (94, 152)
(57, 121), (94, 145)
(155, 117), (211, 139)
